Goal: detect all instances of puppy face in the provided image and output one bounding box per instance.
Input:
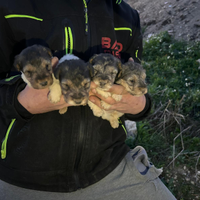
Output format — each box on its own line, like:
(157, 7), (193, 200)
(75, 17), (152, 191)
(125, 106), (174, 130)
(89, 53), (121, 91)
(54, 59), (92, 106)
(116, 61), (147, 96)
(14, 45), (53, 89)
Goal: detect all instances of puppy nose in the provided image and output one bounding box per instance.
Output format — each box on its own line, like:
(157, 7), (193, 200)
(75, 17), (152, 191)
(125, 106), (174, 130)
(143, 88), (148, 94)
(139, 81), (147, 88)
(140, 88), (147, 94)
(40, 81), (48, 86)
(100, 82), (106, 87)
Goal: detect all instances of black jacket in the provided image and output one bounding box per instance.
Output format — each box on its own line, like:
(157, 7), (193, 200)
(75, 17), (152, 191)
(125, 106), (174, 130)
(0, 0), (151, 192)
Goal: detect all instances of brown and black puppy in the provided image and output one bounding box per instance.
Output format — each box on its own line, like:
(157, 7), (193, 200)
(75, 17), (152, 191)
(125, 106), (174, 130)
(14, 44), (53, 89)
(89, 53), (121, 97)
(115, 61), (147, 96)
(48, 54), (92, 114)
(88, 53), (123, 128)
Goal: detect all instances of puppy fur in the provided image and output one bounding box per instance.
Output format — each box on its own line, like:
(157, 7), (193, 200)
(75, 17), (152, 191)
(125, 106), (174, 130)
(14, 44), (53, 89)
(88, 53), (124, 128)
(116, 61), (147, 96)
(48, 54), (92, 114)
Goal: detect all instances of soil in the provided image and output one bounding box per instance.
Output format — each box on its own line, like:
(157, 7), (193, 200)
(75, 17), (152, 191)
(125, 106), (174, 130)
(125, 0), (200, 42)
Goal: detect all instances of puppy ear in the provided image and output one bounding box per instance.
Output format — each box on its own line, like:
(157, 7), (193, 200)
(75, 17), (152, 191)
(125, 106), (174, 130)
(116, 64), (124, 80)
(87, 62), (94, 78)
(88, 54), (98, 64)
(47, 48), (52, 58)
(115, 59), (122, 79)
(53, 65), (61, 80)
(117, 59), (122, 71)
(43, 46), (52, 58)
(13, 55), (23, 71)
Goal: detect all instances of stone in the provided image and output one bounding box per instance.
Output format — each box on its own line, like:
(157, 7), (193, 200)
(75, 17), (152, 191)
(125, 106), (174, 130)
(125, 120), (137, 138)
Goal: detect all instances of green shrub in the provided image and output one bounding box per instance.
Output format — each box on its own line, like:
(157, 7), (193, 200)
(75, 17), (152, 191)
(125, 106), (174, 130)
(125, 32), (200, 200)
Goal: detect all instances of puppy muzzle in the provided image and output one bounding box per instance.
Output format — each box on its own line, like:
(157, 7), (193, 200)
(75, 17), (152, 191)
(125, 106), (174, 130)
(64, 93), (89, 106)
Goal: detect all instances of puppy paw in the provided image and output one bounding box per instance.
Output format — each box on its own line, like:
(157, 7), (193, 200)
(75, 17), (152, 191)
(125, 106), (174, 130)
(59, 107), (68, 114)
(112, 94), (122, 101)
(48, 77), (62, 103)
(96, 89), (111, 99)
(48, 92), (61, 103)
(110, 119), (119, 129)
(102, 92), (112, 98)
(88, 100), (103, 117)
(101, 101), (111, 109)
(93, 107), (104, 117)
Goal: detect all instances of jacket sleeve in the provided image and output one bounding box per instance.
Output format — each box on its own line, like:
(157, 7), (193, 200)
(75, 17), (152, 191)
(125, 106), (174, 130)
(0, 6), (33, 121)
(125, 93), (151, 121)
(0, 5), (14, 79)
(0, 76), (34, 121)
(124, 8), (143, 63)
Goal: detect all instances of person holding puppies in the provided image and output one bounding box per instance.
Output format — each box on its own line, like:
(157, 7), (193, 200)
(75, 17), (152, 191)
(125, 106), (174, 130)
(0, 0), (176, 199)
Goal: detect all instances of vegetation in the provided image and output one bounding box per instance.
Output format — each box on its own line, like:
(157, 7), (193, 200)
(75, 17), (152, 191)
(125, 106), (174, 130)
(126, 32), (200, 200)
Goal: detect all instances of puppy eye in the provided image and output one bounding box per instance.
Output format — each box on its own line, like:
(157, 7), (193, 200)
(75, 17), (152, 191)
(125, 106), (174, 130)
(111, 71), (117, 76)
(46, 64), (52, 71)
(84, 82), (90, 89)
(128, 79), (135, 84)
(94, 69), (99, 75)
(24, 71), (32, 77)
(61, 83), (69, 90)
(111, 69), (118, 76)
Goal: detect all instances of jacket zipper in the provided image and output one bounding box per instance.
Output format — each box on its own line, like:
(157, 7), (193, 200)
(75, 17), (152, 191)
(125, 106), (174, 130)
(1, 119), (16, 159)
(74, 0), (90, 188)
(83, 0), (88, 35)
(74, 107), (86, 188)
(83, 0), (91, 56)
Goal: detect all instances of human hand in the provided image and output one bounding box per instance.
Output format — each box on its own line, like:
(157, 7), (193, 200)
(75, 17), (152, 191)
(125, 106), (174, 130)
(17, 57), (71, 114)
(89, 83), (146, 115)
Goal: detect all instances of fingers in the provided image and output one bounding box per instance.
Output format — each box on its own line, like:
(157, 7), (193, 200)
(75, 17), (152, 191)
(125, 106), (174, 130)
(90, 81), (97, 90)
(51, 57), (59, 69)
(89, 94), (124, 112)
(89, 89), (121, 111)
(89, 84), (128, 111)
(128, 57), (134, 62)
(90, 90), (117, 105)
(107, 84), (128, 95)
(89, 95), (103, 109)
(91, 84), (128, 98)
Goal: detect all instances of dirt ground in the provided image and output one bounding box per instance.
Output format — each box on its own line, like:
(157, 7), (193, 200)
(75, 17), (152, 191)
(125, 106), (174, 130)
(125, 0), (200, 42)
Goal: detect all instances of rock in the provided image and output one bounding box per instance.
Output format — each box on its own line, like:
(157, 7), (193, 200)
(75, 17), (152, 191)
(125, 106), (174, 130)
(194, 23), (200, 27)
(125, 120), (137, 138)
(144, 19), (157, 26)
(180, 14), (186, 20)
(161, 18), (172, 26)
(124, 0), (200, 41)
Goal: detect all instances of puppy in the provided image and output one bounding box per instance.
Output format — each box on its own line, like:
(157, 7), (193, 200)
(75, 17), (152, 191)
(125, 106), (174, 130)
(48, 54), (92, 114)
(115, 60), (147, 96)
(88, 53), (123, 128)
(14, 44), (53, 89)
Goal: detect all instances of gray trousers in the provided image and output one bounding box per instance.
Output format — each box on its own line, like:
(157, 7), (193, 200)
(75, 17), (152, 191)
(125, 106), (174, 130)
(0, 146), (176, 200)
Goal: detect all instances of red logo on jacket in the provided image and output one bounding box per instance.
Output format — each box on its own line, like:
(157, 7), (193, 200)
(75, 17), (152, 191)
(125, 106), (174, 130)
(102, 37), (123, 59)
